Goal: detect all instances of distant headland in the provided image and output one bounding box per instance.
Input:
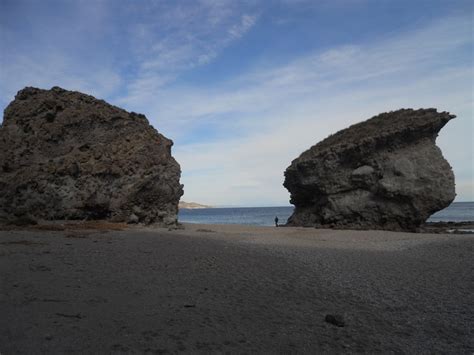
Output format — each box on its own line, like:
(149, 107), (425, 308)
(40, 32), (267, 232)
(178, 201), (212, 209)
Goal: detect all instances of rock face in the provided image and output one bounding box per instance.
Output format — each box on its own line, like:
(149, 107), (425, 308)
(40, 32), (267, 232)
(0, 86), (183, 225)
(284, 108), (456, 231)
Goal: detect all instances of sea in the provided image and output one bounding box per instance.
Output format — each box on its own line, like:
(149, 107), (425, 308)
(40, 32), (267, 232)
(178, 202), (474, 227)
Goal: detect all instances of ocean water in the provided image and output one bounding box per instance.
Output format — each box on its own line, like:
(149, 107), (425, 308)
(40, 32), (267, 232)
(179, 206), (293, 227)
(178, 202), (474, 226)
(428, 202), (474, 223)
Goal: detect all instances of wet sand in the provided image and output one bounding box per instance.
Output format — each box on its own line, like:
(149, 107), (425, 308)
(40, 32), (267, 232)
(1, 223), (473, 353)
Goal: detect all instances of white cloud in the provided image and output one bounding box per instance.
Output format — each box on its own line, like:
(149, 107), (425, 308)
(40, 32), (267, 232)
(119, 3), (259, 107)
(0, 0), (122, 106)
(1, 2), (471, 205)
(130, 14), (471, 129)
(0, 51), (122, 105)
(228, 14), (258, 39)
(159, 14), (473, 205)
(0, 0), (259, 111)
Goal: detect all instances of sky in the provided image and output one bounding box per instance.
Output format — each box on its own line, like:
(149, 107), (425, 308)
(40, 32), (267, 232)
(0, 0), (473, 206)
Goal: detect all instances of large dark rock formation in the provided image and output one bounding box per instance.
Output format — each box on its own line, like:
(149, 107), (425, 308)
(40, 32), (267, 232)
(284, 108), (456, 231)
(0, 86), (183, 225)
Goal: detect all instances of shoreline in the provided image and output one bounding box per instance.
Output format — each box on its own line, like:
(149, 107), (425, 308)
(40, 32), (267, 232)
(177, 202), (474, 232)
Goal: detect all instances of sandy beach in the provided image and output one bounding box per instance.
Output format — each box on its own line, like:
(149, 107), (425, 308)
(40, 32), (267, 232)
(1, 222), (473, 353)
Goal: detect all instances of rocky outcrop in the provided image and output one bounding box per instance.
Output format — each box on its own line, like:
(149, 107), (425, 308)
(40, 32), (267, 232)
(284, 108), (456, 231)
(0, 86), (183, 225)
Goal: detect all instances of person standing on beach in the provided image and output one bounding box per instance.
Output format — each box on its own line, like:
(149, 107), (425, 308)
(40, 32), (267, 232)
(275, 216), (279, 227)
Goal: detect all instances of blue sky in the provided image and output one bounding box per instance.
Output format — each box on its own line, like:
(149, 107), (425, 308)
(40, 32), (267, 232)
(1, 0), (472, 205)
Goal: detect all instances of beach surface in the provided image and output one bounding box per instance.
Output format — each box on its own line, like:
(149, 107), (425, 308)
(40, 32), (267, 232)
(1, 222), (473, 353)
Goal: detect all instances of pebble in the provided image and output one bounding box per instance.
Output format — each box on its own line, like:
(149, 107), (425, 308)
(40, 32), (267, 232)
(325, 314), (345, 327)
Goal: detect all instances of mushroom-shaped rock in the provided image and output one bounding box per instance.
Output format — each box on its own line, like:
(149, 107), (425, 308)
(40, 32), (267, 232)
(0, 86), (183, 225)
(284, 108), (456, 231)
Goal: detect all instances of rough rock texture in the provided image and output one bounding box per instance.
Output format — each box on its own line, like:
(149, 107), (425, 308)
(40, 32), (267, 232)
(0, 86), (183, 225)
(284, 108), (456, 231)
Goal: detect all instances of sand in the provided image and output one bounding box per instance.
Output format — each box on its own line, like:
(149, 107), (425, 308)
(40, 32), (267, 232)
(1, 222), (473, 353)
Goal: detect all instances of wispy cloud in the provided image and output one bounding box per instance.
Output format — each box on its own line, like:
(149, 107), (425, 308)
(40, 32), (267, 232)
(119, 2), (259, 106)
(0, 0), (259, 108)
(228, 14), (258, 39)
(128, 14), (471, 127)
(0, 0), (122, 104)
(1, 2), (472, 205)
(156, 14), (472, 205)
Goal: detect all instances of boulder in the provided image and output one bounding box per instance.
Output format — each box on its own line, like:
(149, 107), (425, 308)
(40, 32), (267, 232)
(284, 108), (456, 231)
(0, 86), (183, 225)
